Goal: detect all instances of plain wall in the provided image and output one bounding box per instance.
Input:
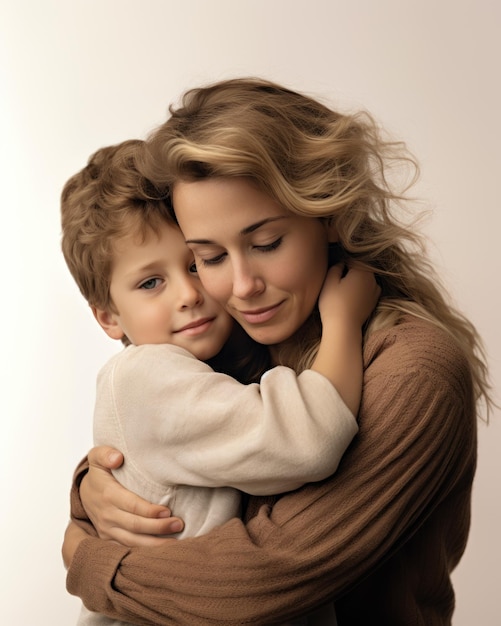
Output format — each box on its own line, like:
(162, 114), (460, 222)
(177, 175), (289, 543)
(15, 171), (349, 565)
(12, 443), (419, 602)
(1, 1), (499, 623)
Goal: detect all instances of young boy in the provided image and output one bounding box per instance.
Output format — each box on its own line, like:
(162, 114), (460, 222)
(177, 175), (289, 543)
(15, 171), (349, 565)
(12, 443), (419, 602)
(61, 139), (377, 625)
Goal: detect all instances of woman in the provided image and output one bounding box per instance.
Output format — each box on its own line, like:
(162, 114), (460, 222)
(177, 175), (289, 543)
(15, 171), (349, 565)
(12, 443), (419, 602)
(63, 78), (491, 624)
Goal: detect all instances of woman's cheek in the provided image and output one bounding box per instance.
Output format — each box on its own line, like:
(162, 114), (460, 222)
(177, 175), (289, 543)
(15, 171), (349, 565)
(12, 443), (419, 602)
(197, 267), (230, 306)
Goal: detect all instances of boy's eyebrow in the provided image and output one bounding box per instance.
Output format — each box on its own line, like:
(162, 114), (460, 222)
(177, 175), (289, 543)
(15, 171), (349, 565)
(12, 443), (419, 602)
(122, 261), (163, 278)
(185, 217), (287, 244)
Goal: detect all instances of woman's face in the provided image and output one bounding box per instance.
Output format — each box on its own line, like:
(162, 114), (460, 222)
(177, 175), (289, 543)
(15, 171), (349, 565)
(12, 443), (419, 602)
(173, 177), (330, 346)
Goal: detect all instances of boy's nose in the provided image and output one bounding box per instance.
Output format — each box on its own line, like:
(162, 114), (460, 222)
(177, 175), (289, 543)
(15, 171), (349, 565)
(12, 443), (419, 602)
(179, 278), (204, 309)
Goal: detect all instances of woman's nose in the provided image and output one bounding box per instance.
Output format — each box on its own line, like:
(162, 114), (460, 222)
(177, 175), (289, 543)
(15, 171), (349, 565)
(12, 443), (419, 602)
(231, 262), (265, 300)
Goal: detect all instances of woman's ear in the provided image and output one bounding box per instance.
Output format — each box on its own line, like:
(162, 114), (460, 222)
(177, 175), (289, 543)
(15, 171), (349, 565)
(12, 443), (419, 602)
(91, 305), (125, 340)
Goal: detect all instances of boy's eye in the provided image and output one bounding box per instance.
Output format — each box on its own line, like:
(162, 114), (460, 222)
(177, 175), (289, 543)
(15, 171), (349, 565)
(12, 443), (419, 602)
(139, 278), (161, 290)
(189, 262), (198, 274)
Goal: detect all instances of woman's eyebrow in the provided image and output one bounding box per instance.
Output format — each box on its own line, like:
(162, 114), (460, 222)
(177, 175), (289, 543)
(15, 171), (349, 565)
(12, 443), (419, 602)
(185, 217), (287, 244)
(241, 217), (286, 235)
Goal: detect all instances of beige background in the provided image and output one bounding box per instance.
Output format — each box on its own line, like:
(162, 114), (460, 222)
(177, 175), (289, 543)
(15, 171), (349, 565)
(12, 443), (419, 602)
(1, 1), (499, 623)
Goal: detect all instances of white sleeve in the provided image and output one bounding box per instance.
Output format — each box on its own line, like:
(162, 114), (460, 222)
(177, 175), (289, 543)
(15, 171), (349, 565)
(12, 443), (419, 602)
(94, 344), (358, 496)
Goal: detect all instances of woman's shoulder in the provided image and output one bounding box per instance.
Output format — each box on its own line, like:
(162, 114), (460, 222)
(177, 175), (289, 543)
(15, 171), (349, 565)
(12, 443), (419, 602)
(359, 316), (477, 476)
(364, 314), (472, 394)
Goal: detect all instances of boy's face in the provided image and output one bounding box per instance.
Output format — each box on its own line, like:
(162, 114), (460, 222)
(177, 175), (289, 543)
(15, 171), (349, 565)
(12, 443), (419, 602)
(94, 221), (234, 361)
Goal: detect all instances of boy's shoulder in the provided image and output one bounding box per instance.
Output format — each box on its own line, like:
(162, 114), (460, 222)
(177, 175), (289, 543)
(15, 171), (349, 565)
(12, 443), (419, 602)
(97, 343), (201, 380)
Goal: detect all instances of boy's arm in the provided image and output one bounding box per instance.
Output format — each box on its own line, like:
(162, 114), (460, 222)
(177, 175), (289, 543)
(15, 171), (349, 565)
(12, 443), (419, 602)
(99, 344), (357, 497)
(312, 265), (380, 416)
(75, 266), (379, 544)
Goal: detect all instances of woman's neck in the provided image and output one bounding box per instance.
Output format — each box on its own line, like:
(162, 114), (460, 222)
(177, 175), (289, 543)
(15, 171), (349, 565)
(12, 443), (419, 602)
(269, 311), (322, 372)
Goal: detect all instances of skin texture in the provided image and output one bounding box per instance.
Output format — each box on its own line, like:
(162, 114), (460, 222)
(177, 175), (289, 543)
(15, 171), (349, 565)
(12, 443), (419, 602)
(93, 221), (234, 361)
(173, 177), (332, 350)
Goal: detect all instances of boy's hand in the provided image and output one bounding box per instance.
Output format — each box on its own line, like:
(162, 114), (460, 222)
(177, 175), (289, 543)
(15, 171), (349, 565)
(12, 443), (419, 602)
(318, 265), (380, 328)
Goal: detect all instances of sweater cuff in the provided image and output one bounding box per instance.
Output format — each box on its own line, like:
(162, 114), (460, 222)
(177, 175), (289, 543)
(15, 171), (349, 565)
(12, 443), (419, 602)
(66, 537), (130, 611)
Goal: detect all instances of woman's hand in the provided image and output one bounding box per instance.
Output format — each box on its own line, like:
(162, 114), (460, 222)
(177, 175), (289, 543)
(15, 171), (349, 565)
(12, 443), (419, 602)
(62, 522), (89, 569)
(81, 445), (184, 546)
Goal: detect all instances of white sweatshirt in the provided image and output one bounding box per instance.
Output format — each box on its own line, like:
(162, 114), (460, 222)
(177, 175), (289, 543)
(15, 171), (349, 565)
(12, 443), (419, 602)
(79, 342), (356, 625)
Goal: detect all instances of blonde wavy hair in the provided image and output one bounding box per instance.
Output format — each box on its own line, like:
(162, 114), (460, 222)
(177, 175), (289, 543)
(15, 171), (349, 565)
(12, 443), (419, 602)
(140, 77), (492, 415)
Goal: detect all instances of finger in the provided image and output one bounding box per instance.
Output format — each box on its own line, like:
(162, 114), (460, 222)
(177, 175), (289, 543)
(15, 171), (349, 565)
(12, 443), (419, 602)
(324, 264), (343, 284)
(88, 445), (124, 470)
(344, 267), (376, 285)
(103, 512), (184, 545)
(328, 263), (344, 277)
(113, 486), (172, 520)
(127, 513), (184, 536)
(94, 485), (179, 530)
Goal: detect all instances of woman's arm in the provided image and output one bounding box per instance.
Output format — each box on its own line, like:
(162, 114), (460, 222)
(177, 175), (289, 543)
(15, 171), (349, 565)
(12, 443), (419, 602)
(65, 318), (477, 624)
(62, 521), (96, 569)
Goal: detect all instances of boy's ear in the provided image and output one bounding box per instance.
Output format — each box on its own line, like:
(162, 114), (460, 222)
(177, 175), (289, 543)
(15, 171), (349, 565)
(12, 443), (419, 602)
(91, 305), (125, 340)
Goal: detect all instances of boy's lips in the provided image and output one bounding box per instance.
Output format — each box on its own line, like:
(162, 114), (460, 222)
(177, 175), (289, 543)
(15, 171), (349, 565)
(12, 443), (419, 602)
(237, 301), (284, 325)
(175, 317), (214, 335)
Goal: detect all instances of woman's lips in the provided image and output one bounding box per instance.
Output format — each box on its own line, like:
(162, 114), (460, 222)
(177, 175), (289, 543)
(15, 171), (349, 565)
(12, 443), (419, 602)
(237, 301), (284, 325)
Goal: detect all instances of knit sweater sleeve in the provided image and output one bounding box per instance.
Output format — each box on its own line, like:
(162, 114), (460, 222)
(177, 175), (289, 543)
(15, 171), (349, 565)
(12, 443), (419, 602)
(66, 318), (477, 625)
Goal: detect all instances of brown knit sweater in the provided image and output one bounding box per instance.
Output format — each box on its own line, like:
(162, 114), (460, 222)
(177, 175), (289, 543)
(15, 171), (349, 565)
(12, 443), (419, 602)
(67, 316), (477, 625)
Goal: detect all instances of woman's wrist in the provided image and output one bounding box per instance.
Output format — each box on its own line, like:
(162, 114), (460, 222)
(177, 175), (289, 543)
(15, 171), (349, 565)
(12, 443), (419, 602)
(70, 456), (91, 522)
(62, 522), (90, 569)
